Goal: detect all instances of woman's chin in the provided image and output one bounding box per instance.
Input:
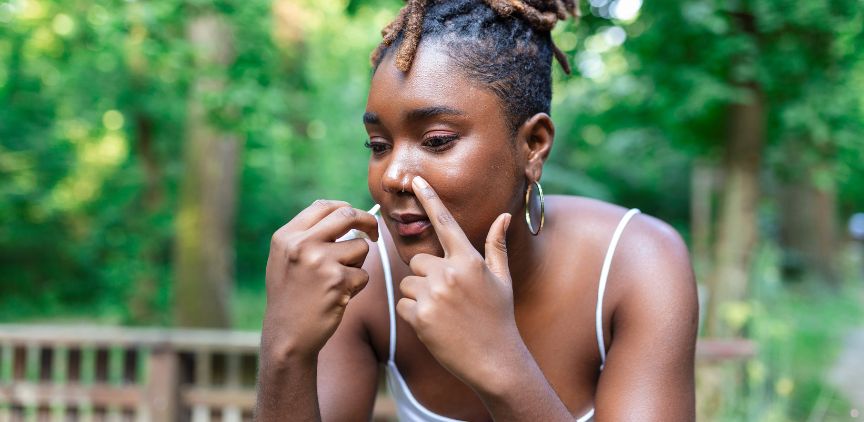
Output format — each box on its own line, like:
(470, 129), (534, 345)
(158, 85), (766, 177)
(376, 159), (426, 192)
(394, 237), (444, 264)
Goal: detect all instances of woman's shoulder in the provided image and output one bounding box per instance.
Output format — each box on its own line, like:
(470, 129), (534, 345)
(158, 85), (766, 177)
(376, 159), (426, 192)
(548, 194), (698, 343)
(546, 195), (694, 295)
(547, 194), (688, 258)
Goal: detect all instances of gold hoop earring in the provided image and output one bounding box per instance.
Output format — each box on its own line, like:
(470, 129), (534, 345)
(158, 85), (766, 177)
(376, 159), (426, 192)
(524, 180), (545, 236)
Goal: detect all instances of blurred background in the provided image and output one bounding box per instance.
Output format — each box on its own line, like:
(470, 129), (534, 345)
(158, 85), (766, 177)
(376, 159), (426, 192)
(1, 0), (863, 420)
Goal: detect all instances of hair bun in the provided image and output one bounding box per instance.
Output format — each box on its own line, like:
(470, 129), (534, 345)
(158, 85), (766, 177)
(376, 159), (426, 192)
(482, 0), (578, 31)
(481, 0), (578, 73)
(521, 0), (580, 18)
(372, 0), (580, 74)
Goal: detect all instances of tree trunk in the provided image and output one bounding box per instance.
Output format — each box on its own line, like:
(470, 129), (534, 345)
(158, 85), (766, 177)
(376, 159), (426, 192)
(698, 83), (765, 421)
(691, 159), (717, 279)
(173, 14), (239, 328)
(778, 158), (838, 285)
(704, 82), (765, 338)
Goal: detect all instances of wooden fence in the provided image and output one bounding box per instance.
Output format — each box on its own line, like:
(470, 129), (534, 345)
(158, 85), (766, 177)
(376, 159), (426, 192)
(0, 325), (754, 421)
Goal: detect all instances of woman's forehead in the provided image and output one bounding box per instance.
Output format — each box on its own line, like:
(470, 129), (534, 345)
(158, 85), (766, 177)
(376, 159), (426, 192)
(366, 43), (502, 122)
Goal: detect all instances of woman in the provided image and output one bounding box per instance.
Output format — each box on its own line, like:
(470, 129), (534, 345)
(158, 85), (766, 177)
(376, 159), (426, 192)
(256, 1), (698, 421)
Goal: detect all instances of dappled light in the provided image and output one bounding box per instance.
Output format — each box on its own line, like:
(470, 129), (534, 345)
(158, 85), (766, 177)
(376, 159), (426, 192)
(1, 0), (863, 420)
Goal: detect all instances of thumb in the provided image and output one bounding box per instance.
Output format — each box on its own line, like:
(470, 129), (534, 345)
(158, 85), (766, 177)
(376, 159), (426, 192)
(484, 213), (512, 284)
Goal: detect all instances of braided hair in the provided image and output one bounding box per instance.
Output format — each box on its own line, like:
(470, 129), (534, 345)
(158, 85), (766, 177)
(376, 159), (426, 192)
(370, 0), (579, 134)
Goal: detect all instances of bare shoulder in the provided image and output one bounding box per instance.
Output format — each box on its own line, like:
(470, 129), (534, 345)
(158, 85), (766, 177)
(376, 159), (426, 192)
(548, 195), (692, 282)
(612, 208), (697, 317)
(547, 195), (697, 324)
(597, 202), (699, 375)
(550, 196), (698, 417)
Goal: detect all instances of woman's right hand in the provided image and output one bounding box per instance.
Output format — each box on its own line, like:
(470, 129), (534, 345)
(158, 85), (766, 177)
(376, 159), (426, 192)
(261, 199), (379, 365)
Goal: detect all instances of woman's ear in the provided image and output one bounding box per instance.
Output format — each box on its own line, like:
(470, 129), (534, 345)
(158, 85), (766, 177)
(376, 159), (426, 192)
(516, 113), (555, 182)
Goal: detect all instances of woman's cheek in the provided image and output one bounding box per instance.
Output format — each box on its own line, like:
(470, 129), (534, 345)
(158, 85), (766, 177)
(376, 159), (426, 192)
(367, 162), (385, 202)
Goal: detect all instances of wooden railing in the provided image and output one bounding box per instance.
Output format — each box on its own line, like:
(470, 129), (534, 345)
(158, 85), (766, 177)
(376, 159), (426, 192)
(0, 325), (754, 421)
(0, 325), (261, 421)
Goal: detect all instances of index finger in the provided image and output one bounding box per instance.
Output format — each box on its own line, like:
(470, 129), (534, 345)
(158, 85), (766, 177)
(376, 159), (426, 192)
(286, 199), (351, 232)
(411, 176), (472, 255)
(310, 206), (380, 242)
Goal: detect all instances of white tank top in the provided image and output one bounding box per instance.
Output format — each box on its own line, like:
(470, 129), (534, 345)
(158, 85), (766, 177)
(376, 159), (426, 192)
(373, 208), (642, 421)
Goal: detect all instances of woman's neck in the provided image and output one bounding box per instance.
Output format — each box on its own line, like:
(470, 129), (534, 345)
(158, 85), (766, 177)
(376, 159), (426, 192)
(504, 206), (550, 300)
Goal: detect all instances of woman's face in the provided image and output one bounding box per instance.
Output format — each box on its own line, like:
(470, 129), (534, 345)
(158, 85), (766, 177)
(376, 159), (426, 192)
(364, 42), (525, 262)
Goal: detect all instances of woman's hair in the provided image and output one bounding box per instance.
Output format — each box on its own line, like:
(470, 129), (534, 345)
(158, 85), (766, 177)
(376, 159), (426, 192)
(370, 0), (579, 135)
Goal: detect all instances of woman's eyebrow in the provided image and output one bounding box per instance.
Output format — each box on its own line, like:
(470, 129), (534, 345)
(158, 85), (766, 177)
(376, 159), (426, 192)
(362, 106), (465, 126)
(404, 106), (465, 122)
(363, 112), (380, 125)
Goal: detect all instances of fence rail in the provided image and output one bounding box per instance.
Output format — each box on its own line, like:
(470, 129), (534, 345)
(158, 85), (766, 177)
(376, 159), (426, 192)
(0, 324), (754, 422)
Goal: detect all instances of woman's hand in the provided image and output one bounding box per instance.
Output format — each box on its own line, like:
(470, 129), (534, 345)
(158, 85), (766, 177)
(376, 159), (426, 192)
(262, 200), (379, 365)
(396, 176), (523, 392)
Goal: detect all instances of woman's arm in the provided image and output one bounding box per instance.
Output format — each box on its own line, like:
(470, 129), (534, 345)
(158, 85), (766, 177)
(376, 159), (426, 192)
(594, 215), (699, 421)
(255, 287), (381, 422)
(316, 240), (384, 421)
(255, 201), (381, 421)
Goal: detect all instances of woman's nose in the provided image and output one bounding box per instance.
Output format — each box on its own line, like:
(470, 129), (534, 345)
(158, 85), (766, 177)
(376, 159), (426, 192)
(381, 152), (414, 194)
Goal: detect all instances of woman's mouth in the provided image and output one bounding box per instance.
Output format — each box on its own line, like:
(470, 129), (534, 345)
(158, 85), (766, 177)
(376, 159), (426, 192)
(391, 213), (432, 237)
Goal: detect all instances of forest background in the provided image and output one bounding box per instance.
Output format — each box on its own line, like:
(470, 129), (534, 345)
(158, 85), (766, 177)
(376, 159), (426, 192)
(2, 0), (863, 420)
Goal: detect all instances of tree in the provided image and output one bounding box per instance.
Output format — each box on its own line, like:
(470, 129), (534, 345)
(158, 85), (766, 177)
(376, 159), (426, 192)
(173, 11), (240, 328)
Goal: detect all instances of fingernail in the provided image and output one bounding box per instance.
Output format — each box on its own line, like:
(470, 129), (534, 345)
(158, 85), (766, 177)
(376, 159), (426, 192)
(412, 176), (429, 188)
(504, 213), (512, 233)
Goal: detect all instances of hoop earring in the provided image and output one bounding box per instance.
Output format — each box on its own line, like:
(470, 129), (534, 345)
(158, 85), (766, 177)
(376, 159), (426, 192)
(524, 180), (545, 236)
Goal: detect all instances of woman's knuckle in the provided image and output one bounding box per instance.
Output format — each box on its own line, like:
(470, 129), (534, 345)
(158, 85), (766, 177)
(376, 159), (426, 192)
(415, 305), (432, 325)
(429, 281), (449, 299)
(312, 199), (331, 209)
(303, 249), (327, 268)
(443, 266), (460, 285)
(277, 231), (306, 259)
(396, 297), (409, 312)
(409, 254), (422, 269)
(284, 242), (302, 264)
(352, 272), (370, 295)
(495, 238), (507, 253)
(323, 264), (343, 281)
(437, 212), (455, 226)
(358, 270), (370, 286)
(338, 206), (357, 219)
(270, 230), (282, 248)
(467, 256), (485, 271)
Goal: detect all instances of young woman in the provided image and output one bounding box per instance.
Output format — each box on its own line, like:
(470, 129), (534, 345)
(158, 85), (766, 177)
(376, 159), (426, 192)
(256, 1), (698, 421)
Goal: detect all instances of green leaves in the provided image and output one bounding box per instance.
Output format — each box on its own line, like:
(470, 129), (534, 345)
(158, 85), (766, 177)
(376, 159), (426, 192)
(1, 0), (862, 333)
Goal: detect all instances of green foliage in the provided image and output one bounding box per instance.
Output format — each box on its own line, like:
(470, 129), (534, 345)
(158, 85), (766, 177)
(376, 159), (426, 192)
(0, 0), (419, 320)
(1, 0), (863, 418)
(717, 243), (864, 420)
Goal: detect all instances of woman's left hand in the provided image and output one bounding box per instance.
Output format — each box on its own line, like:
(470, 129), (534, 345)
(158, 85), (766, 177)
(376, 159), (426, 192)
(396, 175), (524, 392)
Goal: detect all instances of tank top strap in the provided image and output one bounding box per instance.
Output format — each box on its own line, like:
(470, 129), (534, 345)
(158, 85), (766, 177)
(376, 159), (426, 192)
(375, 216), (398, 363)
(595, 208), (641, 369)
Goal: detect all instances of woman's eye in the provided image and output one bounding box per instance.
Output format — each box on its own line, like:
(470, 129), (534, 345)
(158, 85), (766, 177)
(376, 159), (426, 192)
(364, 140), (390, 155)
(423, 134), (458, 151)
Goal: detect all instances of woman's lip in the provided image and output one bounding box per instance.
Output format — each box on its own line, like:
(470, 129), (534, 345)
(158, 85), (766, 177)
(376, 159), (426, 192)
(395, 219), (431, 236)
